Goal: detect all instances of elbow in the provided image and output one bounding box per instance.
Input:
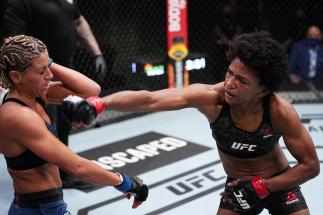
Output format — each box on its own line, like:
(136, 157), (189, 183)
(312, 162), (320, 178)
(65, 159), (88, 179)
(68, 165), (88, 179)
(84, 82), (101, 98)
(92, 83), (101, 96)
(308, 159), (320, 179)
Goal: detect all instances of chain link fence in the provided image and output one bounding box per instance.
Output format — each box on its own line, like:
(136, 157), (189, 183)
(1, 0), (323, 127)
(73, 0), (323, 127)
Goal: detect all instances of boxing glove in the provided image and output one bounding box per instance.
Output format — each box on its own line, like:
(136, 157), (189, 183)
(114, 173), (149, 202)
(62, 95), (106, 125)
(225, 176), (270, 213)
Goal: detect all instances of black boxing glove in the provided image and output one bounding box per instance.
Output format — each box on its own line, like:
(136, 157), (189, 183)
(114, 173), (149, 202)
(62, 95), (106, 125)
(225, 176), (270, 213)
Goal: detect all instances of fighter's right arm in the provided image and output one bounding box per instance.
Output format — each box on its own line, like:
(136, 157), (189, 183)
(62, 82), (224, 125)
(1, 106), (148, 208)
(1, 106), (120, 186)
(102, 82), (223, 112)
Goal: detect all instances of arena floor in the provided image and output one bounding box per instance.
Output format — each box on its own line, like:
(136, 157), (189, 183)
(0, 103), (322, 215)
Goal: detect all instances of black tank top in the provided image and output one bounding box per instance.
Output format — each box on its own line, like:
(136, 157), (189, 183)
(3, 97), (58, 170)
(210, 95), (281, 158)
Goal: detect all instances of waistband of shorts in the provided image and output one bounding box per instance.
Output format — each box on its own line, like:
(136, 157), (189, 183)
(15, 187), (63, 208)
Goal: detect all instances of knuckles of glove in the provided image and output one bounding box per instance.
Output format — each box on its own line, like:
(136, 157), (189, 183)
(62, 99), (97, 126)
(224, 179), (260, 213)
(127, 177), (149, 202)
(78, 103), (96, 125)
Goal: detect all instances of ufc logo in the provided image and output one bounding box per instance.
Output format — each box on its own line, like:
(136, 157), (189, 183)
(231, 142), (257, 151)
(233, 191), (251, 209)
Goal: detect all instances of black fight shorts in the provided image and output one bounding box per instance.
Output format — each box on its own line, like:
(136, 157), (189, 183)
(219, 176), (308, 215)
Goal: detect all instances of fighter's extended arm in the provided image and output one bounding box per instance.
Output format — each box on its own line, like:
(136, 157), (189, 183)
(62, 83), (223, 125)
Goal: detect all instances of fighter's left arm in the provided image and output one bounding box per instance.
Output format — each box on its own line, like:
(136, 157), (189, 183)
(47, 63), (101, 104)
(265, 96), (320, 192)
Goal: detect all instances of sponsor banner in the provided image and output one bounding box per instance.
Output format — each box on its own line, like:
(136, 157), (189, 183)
(167, 0), (188, 61)
(77, 132), (212, 192)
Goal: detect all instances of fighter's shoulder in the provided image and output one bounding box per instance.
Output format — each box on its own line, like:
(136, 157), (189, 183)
(211, 82), (225, 94)
(188, 82), (224, 93)
(0, 102), (41, 130)
(269, 94), (299, 128)
(269, 94), (295, 114)
(208, 82), (224, 101)
(187, 82), (224, 100)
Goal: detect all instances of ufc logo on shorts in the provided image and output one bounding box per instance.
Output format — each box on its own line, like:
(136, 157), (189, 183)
(231, 142), (257, 151)
(233, 191), (251, 209)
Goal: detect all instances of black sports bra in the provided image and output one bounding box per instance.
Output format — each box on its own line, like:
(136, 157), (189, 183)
(3, 97), (58, 170)
(210, 94), (282, 158)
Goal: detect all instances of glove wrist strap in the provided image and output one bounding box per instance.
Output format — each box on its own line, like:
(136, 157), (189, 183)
(115, 173), (124, 186)
(86, 96), (106, 116)
(251, 176), (270, 199)
(114, 174), (132, 193)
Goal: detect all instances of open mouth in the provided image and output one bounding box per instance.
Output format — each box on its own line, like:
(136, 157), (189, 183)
(42, 83), (49, 91)
(225, 91), (235, 98)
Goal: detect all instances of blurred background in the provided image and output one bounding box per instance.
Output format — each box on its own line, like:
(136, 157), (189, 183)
(1, 0), (322, 126)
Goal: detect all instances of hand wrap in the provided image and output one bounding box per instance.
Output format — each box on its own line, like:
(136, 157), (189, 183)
(114, 174), (149, 201)
(225, 176), (270, 213)
(62, 95), (105, 125)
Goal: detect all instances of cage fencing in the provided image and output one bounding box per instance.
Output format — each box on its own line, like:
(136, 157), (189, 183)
(1, 0), (323, 128)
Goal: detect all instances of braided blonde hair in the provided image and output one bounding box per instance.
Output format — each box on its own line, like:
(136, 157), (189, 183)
(0, 35), (47, 88)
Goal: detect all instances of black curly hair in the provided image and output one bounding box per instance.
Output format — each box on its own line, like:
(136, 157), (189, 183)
(227, 31), (288, 92)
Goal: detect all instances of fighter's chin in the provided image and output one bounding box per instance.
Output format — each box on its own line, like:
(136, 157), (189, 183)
(224, 95), (238, 104)
(40, 95), (48, 104)
(38, 90), (48, 103)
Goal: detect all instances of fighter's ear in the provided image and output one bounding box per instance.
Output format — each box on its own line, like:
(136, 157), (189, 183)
(9, 70), (23, 85)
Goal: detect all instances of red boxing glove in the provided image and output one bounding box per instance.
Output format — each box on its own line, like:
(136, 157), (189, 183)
(225, 176), (270, 213)
(250, 176), (270, 199)
(86, 96), (106, 117)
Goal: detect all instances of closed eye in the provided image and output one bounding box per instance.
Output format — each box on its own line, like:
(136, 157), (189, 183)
(226, 69), (250, 85)
(238, 77), (249, 84)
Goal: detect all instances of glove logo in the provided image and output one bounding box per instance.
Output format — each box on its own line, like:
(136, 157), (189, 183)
(233, 191), (251, 209)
